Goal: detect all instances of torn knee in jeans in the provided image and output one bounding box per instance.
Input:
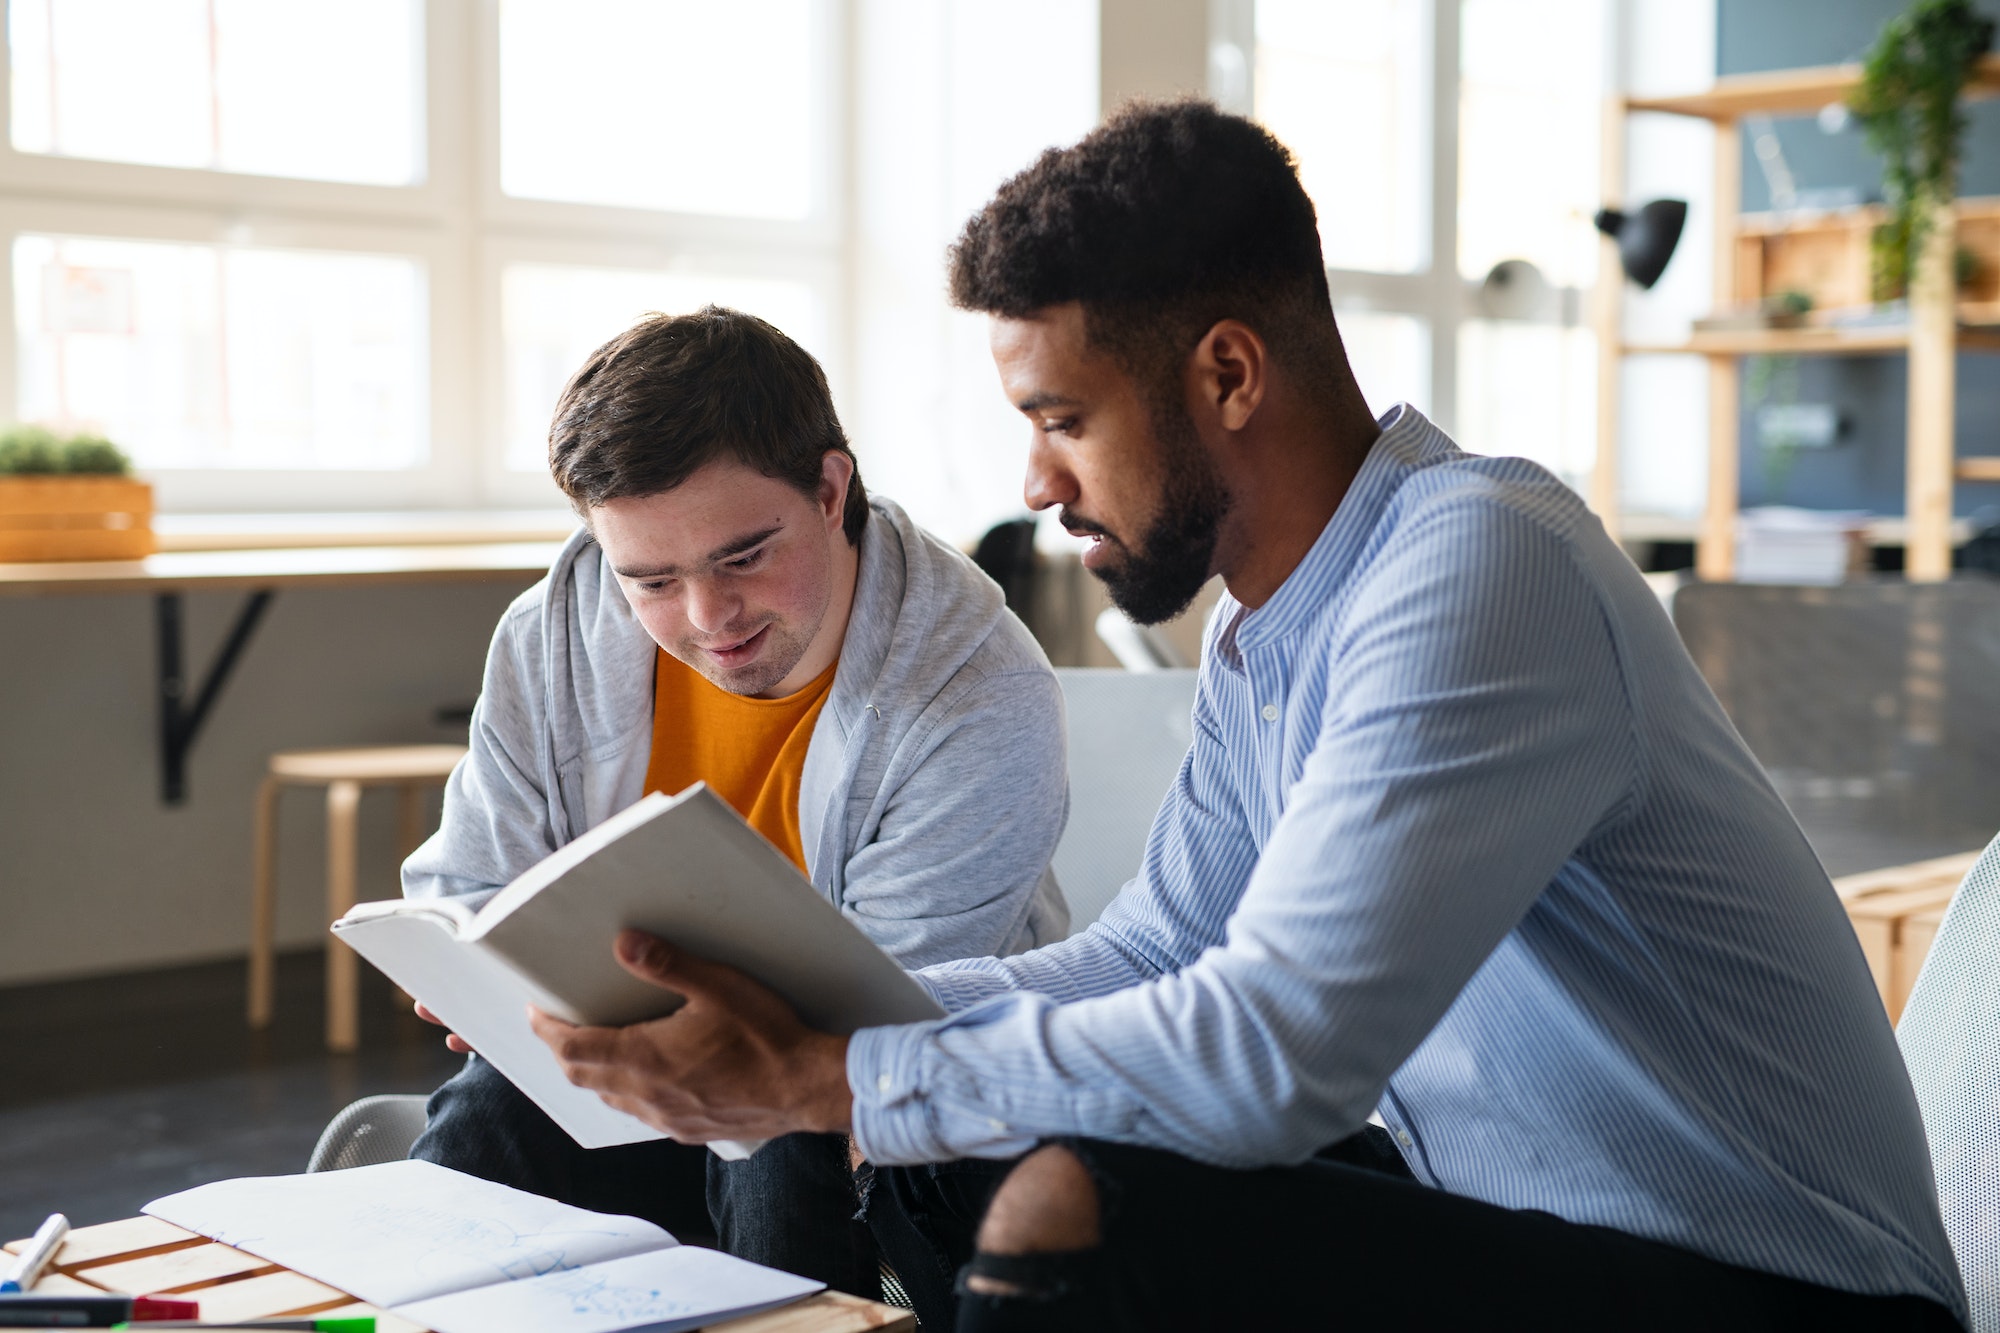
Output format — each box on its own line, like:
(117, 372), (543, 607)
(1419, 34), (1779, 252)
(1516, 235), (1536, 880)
(964, 1144), (1103, 1296)
(957, 1247), (1104, 1304)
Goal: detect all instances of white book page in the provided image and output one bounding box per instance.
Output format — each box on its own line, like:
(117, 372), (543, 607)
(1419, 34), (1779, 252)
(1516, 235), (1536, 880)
(330, 911), (665, 1150)
(144, 1161), (675, 1308)
(396, 1245), (822, 1333)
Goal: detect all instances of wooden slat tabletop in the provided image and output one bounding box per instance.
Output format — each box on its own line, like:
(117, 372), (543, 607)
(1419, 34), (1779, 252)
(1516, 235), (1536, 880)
(5, 1216), (914, 1332)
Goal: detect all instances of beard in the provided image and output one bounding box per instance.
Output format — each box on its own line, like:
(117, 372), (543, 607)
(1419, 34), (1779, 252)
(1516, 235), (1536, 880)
(1076, 409), (1231, 626)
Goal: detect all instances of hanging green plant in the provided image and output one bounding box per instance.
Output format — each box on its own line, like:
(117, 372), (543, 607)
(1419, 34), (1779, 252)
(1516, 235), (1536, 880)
(1849, 0), (1995, 301)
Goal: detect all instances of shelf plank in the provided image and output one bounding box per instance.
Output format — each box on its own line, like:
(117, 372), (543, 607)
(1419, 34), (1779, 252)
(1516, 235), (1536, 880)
(1957, 457), (2000, 481)
(1624, 326), (2000, 356)
(1628, 53), (2000, 120)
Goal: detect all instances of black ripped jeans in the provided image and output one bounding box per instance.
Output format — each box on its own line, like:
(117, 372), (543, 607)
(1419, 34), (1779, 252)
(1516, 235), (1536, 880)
(854, 1129), (1964, 1333)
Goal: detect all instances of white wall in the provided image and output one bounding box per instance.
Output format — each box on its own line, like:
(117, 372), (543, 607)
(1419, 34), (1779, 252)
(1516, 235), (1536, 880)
(0, 580), (525, 985)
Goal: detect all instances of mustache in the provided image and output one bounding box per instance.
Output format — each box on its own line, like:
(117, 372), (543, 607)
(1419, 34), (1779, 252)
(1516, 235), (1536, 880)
(1059, 509), (1113, 540)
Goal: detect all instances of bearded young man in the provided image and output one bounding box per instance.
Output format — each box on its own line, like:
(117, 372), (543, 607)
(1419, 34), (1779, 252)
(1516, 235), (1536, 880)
(401, 306), (1069, 1300)
(526, 105), (1966, 1332)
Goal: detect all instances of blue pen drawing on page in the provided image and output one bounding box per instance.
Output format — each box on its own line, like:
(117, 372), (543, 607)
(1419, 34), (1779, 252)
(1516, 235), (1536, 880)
(540, 1269), (698, 1323)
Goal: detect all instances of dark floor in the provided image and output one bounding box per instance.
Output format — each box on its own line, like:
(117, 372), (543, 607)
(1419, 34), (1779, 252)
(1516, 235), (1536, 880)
(0, 949), (461, 1242)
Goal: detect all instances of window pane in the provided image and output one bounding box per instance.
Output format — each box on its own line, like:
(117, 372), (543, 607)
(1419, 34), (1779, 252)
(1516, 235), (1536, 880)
(9, 0), (421, 186)
(1254, 0), (1426, 274)
(1458, 0), (1603, 286)
(1336, 309), (1428, 419)
(500, 0), (816, 220)
(1456, 320), (1596, 491)
(501, 263), (826, 471)
(15, 235), (428, 470)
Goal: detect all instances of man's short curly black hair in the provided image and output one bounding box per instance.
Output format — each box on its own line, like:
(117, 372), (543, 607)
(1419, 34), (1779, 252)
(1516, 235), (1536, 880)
(947, 99), (1350, 412)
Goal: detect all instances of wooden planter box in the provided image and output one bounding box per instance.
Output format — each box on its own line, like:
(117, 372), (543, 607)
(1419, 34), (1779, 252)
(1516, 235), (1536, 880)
(0, 476), (154, 561)
(1832, 850), (1979, 1022)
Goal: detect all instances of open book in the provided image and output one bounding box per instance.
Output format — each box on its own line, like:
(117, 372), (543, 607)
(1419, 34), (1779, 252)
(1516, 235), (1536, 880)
(333, 783), (944, 1158)
(145, 1160), (821, 1333)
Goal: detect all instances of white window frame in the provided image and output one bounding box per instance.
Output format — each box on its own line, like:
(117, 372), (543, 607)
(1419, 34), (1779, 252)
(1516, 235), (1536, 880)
(0, 0), (848, 512)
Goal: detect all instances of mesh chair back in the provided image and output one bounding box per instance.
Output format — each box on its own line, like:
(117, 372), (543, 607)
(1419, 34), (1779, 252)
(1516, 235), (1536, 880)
(306, 1093), (432, 1173)
(1052, 669), (1199, 932)
(1672, 579), (2000, 875)
(1898, 830), (2000, 1331)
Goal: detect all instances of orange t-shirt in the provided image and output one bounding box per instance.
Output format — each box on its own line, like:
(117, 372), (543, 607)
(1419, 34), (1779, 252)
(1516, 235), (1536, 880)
(642, 649), (838, 873)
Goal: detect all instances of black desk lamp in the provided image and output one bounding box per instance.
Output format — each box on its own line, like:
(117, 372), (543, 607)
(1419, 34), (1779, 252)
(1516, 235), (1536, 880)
(1593, 198), (1687, 289)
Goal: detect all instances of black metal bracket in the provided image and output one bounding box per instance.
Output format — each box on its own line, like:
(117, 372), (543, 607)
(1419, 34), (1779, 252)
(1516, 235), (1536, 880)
(157, 589), (275, 805)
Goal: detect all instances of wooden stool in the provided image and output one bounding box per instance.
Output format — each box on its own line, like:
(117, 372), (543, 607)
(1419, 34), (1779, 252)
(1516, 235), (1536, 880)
(248, 745), (466, 1052)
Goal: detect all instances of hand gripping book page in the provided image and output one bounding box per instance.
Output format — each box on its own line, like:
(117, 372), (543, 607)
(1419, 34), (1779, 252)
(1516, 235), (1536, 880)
(332, 782), (944, 1158)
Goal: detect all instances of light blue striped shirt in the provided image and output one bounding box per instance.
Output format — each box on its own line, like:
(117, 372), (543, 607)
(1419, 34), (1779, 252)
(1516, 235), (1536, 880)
(847, 407), (1964, 1317)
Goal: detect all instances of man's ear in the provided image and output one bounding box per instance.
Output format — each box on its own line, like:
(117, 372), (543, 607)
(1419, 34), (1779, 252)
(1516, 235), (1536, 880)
(818, 450), (855, 530)
(1189, 319), (1268, 433)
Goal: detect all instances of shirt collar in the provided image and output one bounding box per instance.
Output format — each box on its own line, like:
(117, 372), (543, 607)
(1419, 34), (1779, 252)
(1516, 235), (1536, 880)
(1227, 403), (1446, 656)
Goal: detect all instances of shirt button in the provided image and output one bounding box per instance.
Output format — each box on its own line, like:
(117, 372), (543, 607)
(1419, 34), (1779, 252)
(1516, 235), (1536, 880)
(876, 1074), (893, 1093)
(1260, 703), (1279, 722)
(987, 1117), (1010, 1133)
(1395, 1128), (1413, 1147)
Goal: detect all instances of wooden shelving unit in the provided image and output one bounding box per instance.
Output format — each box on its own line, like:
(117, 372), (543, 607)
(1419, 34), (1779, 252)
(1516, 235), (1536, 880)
(1596, 55), (2000, 581)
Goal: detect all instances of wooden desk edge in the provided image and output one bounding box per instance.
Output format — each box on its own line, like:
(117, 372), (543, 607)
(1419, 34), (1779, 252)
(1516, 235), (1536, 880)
(0, 542), (563, 597)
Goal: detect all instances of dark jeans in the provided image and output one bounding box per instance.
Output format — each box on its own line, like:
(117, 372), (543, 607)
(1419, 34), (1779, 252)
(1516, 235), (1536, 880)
(410, 1053), (878, 1299)
(857, 1129), (1965, 1333)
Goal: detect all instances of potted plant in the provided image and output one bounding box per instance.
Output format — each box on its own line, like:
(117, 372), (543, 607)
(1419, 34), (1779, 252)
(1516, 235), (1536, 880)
(0, 426), (154, 561)
(1849, 0), (1996, 301)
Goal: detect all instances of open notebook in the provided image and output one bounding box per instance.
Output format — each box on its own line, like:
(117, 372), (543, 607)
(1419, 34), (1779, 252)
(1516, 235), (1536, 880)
(333, 783), (944, 1159)
(146, 1161), (821, 1333)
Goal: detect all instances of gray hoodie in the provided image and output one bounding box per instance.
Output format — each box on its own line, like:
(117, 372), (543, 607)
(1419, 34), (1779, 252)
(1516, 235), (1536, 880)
(403, 495), (1071, 966)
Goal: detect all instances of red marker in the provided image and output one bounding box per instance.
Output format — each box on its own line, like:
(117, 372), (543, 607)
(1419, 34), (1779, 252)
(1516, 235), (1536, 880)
(0, 1292), (198, 1325)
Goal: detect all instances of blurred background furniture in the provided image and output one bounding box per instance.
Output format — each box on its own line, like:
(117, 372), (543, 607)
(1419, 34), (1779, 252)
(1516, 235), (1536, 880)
(306, 1093), (431, 1173)
(249, 745), (466, 1053)
(1672, 578), (2000, 876)
(1093, 606), (1192, 671)
(1833, 851), (1979, 1021)
(1051, 668), (1199, 932)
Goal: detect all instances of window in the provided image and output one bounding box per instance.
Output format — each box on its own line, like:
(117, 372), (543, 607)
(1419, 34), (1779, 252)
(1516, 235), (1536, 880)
(1241, 0), (1607, 492)
(498, 0), (818, 220)
(499, 261), (825, 471)
(15, 233), (427, 470)
(10, 0), (422, 186)
(1255, 0), (1426, 276)
(0, 0), (840, 510)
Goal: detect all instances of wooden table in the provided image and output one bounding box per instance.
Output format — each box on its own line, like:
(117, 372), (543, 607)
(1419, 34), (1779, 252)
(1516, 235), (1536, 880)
(0, 541), (564, 804)
(2, 1215), (913, 1332)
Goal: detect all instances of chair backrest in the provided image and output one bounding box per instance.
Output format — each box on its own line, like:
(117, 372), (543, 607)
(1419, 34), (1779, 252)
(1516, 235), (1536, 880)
(1898, 830), (2000, 1332)
(306, 1093), (432, 1173)
(1052, 668), (1199, 932)
(1671, 579), (2000, 875)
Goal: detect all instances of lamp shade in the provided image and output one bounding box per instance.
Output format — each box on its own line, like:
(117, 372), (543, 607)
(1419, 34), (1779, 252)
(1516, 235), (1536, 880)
(1594, 199), (1687, 290)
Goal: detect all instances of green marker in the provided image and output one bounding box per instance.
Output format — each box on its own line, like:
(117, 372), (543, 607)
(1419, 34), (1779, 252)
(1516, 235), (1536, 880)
(110, 1312), (376, 1320)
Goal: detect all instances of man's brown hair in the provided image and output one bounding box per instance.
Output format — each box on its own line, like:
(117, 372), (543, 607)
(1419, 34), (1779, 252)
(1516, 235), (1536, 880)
(549, 306), (868, 543)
